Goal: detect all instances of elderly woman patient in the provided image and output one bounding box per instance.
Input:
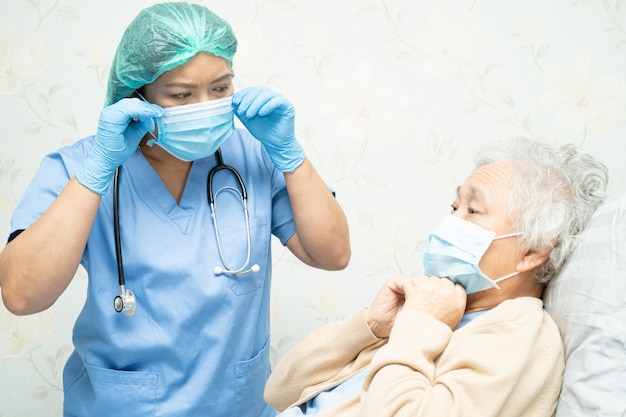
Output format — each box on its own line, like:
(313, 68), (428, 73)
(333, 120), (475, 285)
(265, 137), (608, 417)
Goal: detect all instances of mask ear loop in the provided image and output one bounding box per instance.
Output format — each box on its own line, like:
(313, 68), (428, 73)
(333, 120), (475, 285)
(134, 91), (158, 142)
(134, 91), (149, 102)
(493, 231), (522, 240)
(489, 232), (522, 285)
(492, 271), (520, 284)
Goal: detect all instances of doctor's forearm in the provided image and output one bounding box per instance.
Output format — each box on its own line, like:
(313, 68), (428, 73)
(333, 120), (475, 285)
(284, 158), (351, 270)
(0, 177), (100, 315)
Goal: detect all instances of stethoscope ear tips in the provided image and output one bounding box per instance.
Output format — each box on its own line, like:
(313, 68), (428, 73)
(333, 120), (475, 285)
(214, 266), (223, 275)
(251, 264), (260, 272)
(114, 288), (137, 317)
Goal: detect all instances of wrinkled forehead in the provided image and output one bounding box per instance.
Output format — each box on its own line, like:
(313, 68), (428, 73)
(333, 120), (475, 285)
(457, 162), (518, 205)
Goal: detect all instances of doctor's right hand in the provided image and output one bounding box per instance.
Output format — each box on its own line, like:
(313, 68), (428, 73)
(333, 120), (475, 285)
(76, 98), (163, 196)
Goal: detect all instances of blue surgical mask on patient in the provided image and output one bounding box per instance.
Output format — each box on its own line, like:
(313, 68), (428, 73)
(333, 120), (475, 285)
(422, 214), (521, 294)
(144, 96), (235, 161)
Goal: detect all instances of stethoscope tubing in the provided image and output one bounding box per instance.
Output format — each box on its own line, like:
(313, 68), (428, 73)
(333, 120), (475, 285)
(208, 148), (247, 203)
(207, 149), (257, 275)
(113, 166), (136, 316)
(113, 167), (125, 287)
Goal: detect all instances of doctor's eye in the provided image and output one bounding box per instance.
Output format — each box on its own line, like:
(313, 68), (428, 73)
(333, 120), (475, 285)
(170, 92), (191, 100)
(212, 83), (233, 97)
(450, 204), (458, 213)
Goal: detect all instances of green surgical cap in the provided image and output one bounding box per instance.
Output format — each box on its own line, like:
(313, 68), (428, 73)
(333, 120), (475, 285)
(104, 2), (237, 106)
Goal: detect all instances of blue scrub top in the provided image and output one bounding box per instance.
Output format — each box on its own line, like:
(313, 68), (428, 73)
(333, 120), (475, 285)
(10, 129), (296, 417)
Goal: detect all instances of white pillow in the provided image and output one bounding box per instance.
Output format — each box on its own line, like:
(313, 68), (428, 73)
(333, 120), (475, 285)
(544, 192), (626, 417)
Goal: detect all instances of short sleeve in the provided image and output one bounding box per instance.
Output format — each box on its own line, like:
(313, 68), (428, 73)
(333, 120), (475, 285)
(9, 140), (91, 234)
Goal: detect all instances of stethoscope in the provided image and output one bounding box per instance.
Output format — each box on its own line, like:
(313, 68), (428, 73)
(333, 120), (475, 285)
(208, 148), (259, 275)
(113, 148), (259, 317)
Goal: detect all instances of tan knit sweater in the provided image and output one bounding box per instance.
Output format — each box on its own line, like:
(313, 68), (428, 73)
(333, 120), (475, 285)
(265, 297), (564, 417)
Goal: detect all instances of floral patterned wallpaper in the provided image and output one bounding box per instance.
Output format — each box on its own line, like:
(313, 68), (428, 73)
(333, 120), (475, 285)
(1, 0), (625, 415)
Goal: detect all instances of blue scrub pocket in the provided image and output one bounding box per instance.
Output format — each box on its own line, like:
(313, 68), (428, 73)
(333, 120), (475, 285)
(235, 337), (274, 417)
(64, 362), (159, 417)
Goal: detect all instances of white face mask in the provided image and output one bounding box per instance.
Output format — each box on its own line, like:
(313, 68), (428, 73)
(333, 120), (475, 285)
(422, 214), (522, 294)
(142, 96), (235, 161)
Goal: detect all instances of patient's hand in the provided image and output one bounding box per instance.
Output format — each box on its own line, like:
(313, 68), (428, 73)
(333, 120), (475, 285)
(366, 276), (467, 336)
(402, 275), (467, 330)
(366, 276), (413, 338)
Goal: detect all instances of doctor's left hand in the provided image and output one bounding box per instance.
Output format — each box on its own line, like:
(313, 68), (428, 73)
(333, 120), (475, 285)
(233, 86), (306, 172)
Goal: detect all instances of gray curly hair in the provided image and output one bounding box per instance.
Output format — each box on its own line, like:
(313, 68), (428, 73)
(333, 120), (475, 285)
(475, 138), (609, 284)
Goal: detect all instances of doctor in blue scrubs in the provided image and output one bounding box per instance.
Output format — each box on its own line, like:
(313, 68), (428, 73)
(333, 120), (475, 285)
(0, 3), (351, 416)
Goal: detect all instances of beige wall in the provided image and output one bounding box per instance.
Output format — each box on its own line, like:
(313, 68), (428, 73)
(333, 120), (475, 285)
(1, 0), (625, 415)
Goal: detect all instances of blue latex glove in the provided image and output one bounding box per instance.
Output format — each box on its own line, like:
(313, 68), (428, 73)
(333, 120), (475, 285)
(76, 98), (164, 195)
(233, 87), (306, 172)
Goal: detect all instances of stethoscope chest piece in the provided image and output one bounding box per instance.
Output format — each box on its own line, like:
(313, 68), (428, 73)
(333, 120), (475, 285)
(114, 287), (136, 317)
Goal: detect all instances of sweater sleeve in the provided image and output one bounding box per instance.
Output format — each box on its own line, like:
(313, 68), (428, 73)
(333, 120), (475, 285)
(360, 303), (562, 417)
(265, 309), (383, 411)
